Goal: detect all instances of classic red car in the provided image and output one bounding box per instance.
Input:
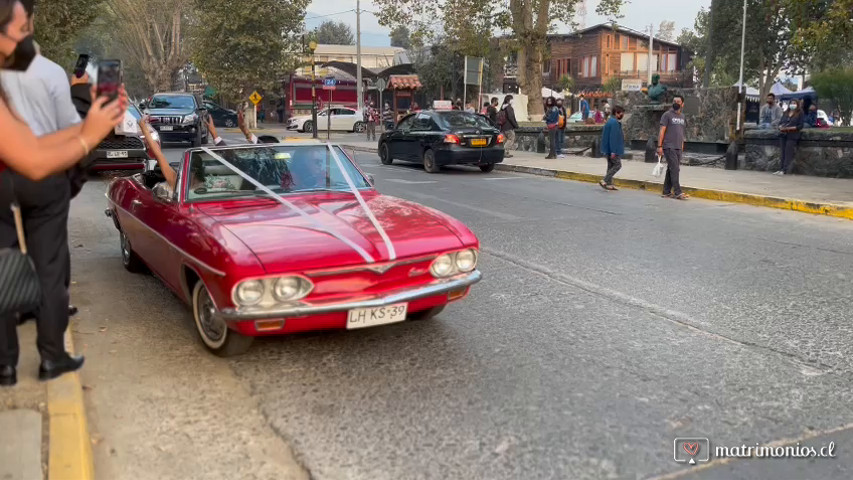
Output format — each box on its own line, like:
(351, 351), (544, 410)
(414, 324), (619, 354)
(105, 143), (481, 356)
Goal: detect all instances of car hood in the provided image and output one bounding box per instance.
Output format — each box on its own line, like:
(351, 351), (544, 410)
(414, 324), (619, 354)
(289, 115), (311, 123)
(194, 192), (468, 273)
(147, 108), (194, 116)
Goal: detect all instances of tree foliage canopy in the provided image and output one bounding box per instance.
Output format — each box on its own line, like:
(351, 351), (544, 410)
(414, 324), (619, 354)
(372, 0), (624, 115)
(190, 0), (309, 103)
(810, 69), (853, 126)
(313, 20), (355, 45)
(33, 0), (101, 69)
(389, 26), (412, 50)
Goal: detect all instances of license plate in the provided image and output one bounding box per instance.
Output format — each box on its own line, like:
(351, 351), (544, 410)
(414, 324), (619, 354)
(159, 126), (173, 131)
(106, 150), (128, 159)
(470, 139), (487, 147)
(346, 303), (408, 329)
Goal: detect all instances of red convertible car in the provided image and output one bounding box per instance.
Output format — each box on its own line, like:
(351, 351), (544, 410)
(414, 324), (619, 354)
(105, 142), (481, 356)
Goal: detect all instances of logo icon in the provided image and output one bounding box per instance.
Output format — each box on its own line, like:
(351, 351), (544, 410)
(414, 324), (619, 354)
(674, 438), (710, 465)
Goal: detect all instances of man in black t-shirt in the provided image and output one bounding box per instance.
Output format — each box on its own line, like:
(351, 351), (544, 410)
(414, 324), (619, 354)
(657, 95), (688, 200)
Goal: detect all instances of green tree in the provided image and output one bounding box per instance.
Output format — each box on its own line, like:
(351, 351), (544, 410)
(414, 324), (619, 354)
(313, 20), (354, 45)
(602, 76), (621, 95)
(389, 26), (412, 49)
(790, 0), (853, 71)
(32, 0), (102, 69)
(810, 69), (853, 127)
(414, 39), (464, 101)
(372, 0), (625, 115)
(657, 20), (675, 42)
(557, 74), (574, 93)
(191, 0), (309, 103)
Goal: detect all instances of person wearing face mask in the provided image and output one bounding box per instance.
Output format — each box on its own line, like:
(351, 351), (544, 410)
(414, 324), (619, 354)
(3, 0), (85, 327)
(498, 95), (519, 158)
(656, 95), (689, 200)
(774, 99), (804, 175)
(0, 0), (126, 386)
(599, 105), (625, 190)
(759, 93), (782, 129)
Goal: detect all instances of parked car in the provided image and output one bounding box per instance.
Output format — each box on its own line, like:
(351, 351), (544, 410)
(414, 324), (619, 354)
(378, 110), (506, 173)
(145, 92), (210, 147)
(203, 100), (239, 128)
(90, 105), (158, 172)
(104, 142), (481, 356)
(287, 107), (366, 133)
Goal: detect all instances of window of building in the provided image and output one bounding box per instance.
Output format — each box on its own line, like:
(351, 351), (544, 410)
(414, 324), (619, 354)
(619, 35), (627, 50)
(666, 53), (677, 72)
(636, 53), (649, 73)
(591, 56), (598, 77)
(606, 35), (611, 48)
(629, 37), (635, 50)
(582, 56), (589, 77)
(620, 52), (634, 72)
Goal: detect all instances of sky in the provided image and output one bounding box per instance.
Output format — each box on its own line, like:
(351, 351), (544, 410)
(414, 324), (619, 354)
(305, 0), (712, 47)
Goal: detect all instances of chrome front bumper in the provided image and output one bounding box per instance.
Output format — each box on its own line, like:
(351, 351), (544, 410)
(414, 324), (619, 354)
(217, 270), (482, 322)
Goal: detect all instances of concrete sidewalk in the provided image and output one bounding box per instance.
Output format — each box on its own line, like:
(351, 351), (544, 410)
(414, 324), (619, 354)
(338, 139), (853, 220)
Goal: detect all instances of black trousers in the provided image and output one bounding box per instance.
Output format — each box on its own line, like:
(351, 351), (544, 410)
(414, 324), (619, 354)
(547, 127), (557, 158)
(779, 134), (799, 174)
(0, 171), (71, 366)
(662, 148), (683, 196)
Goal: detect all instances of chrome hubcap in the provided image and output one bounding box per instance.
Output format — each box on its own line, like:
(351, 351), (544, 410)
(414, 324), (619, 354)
(198, 288), (225, 342)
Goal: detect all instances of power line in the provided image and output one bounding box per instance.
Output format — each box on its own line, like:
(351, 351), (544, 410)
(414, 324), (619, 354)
(305, 9), (355, 20)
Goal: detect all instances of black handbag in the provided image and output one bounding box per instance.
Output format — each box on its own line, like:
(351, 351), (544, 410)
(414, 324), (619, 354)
(0, 181), (42, 316)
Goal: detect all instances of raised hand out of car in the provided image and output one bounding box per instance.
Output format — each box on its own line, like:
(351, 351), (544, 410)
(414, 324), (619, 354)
(139, 116), (177, 191)
(205, 114), (227, 146)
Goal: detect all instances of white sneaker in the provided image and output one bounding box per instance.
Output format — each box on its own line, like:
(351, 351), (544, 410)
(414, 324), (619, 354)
(772, 171), (783, 175)
(558, 154), (566, 158)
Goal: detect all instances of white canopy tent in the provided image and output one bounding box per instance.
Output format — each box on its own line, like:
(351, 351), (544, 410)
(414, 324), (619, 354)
(769, 81), (793, 96)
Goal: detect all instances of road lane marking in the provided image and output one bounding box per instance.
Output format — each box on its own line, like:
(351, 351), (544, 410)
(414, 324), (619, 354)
(403, 191), (522, 221)
(481, 177), (523, 180)
(385, 179), (438, 184)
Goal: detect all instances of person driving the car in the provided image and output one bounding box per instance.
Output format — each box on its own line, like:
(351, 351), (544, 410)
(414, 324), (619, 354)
(290, 147), (327, 190)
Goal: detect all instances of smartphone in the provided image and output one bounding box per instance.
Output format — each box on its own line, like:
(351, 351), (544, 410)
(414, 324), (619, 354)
(96, 59), (122, 102)
(73, 54), (89, 79)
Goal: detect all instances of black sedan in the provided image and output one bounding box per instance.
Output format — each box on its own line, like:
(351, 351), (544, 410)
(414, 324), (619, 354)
(204, 100), (239, 128)
(378, 110), (505, 173)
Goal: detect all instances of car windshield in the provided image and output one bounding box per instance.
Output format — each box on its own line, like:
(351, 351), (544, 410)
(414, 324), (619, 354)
(128, 105), (143, 120)
(150, 95), (196, 109)
(183, 145), (371, 202)
(437, 111), (494, 129)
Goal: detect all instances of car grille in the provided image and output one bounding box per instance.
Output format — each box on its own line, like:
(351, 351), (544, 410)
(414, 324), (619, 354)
(152, 116), (182, 125)
(97, 136), (145, 150)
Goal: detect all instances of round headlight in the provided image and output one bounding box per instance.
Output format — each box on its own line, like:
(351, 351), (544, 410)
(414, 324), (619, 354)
(273, 277), (302, 302)
(431, 254), (455, 277)
(235, 280), (264, 305)
(456, 249), (477, 272)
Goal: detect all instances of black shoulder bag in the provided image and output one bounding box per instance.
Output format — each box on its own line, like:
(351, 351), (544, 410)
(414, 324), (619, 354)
(0, 176), (42, 316)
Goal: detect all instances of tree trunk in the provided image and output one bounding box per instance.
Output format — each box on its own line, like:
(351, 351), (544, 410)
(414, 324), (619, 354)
(518, 41), (544, 118)
(704, 0), (718, 88)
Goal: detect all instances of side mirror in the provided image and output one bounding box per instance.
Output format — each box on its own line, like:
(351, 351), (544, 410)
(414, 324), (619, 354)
(367, 174), (376, 185)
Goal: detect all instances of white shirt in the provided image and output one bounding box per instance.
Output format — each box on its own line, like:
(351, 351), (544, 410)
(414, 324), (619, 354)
(0, 55), (81, 136)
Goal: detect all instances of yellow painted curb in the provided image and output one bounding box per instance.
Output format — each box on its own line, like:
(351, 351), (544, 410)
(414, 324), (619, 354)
(540, 168), (853, 221)
(46, 331), (94, 480)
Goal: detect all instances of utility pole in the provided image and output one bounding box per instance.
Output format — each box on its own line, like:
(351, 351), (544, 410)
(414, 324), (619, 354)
(356, 0), (363, 114)
(648, 24), (654, 85)
(736, 0), (747, 132)
(309, 40), (318, 139)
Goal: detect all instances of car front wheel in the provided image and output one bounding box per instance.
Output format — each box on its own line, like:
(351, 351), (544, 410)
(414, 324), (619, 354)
(192, 282), (254, 357)
(479, 163), (495, 173)
(224, 118), (236, 128)
(379, 143), (393, 165)
(423, 149), (440, 173)
(353, 121), (366, 133)
(303, 121), (314, 133)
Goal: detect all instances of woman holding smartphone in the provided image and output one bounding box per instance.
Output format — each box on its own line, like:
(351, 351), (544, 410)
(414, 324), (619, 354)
(0, 0), (126, 386)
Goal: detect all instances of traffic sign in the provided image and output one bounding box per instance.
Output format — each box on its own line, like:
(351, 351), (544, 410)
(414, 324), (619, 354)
(249, 91), (263, 105)
(323, 77), (336, 91)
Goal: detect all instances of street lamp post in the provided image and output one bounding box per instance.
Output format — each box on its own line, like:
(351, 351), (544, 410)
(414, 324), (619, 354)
(736, 0), (747, 133)
(309, 40), (318, 139)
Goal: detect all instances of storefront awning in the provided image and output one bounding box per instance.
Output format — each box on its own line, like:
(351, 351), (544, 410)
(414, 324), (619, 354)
(389, 75), (422, 90)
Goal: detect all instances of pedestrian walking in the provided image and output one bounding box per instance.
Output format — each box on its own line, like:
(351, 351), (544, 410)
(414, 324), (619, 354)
(599, 105), (625, 190)
(0, 0), (126, 386)
(775, 99), (804, 176)
(579, 94), (590, 121)
(656, 95), (689, 200)
(365, 101), (380, 141)
(487, 97), (499, 125)
(276, 98), (285, 124)
(555, 98), (567, 158)
(498, 95), (519, 158)
(543, 97), (560, 160)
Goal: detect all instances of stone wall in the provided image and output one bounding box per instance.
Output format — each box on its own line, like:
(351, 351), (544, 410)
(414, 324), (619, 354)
(512, 123), (603, 154)
(744, 128), (853, 178)
(613, 87), (738, 144)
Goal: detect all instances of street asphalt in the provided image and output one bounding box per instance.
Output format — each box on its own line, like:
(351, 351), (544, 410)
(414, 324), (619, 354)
(67, 135), (853, 480)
